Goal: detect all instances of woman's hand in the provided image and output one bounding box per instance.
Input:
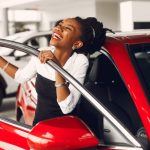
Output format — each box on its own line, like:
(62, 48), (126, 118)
(39, 50), (60, 66)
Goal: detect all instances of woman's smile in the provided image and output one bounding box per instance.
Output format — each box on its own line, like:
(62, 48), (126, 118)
(52, 32), (63, 41)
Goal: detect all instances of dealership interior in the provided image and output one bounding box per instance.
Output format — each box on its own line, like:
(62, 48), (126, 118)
(0, 0), (150, 149)
(0, 0), (150, 37)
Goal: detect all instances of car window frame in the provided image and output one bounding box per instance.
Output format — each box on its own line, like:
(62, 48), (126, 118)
(0, 39), (142, 149)
(127, 43), (150, 104)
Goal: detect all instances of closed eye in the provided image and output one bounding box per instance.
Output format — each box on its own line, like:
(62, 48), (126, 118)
(55, 22), (74, 32)
(64, 26), (72, 31)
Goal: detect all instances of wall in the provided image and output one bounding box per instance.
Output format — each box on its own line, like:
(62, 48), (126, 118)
(0, 9), (41, 37)
(120, 1), (133, 31)
(39, 0), (96, 31)
(0, 0), (96, 37)
(132, 1), (150, 22)
(1, 0), (150, 36)
(96, 1), (120, 31)
(8, 10), (41, 22)
(44, 0), (96, 21)
(120, 1), (150, 31)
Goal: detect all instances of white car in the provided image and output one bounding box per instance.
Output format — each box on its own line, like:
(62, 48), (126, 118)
(0, 31), (51, 106)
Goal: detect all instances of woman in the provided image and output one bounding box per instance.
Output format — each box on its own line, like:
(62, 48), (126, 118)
(0, 17), (107, 125)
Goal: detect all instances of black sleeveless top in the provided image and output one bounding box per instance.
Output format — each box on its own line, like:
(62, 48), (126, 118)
(33, 73), (76, 125)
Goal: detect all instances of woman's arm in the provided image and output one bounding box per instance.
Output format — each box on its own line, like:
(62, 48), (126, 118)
(55, 71), (70, 102)
(38, 50), (89, 113)
(39, 50), (71, 101)
(0, 56), (18, 78)
(57, 55), (89, 113)
(0, 56), (37, 83)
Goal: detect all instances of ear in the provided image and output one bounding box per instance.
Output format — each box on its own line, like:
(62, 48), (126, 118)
(73, 41), (83, 49)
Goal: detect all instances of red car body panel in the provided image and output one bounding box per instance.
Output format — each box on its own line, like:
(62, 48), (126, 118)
(0, 116), (100, 150)
(0, 122), (30, 149)
(28, 116), (99, 150)
(104, 35), (150, 140)
(16, 82), (36, 125)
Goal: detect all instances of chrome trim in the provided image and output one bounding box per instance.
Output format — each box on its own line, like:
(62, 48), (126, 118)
(0, 117), (31, 132)
(0, 39), (142, 148)
(98, 144), (143, 150)
(0, 38), (39, 57)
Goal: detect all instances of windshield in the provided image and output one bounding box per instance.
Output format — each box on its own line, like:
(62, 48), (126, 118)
(128, 43), (150, 103)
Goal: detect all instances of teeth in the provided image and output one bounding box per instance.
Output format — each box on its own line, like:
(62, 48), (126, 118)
(53, 33), (62, 40)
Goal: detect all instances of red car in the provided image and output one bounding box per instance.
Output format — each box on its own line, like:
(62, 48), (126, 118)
(0, 30), (150, 149)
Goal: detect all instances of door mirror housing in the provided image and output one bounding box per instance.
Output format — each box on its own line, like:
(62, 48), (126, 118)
(27, 116), (99, 150)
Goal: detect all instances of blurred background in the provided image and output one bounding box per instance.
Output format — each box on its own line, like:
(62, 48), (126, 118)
(0, 0), (150, 37)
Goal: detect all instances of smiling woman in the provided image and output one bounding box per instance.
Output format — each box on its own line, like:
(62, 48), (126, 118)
(0, 16), (107, 126)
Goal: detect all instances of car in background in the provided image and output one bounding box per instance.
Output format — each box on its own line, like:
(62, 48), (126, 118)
(0, 38), (146, 150)
(0, 30), (51, 106)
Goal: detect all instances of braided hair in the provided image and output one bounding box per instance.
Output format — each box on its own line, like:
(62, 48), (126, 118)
(54, 17), (108, 55)
(74, 17), (107, 55)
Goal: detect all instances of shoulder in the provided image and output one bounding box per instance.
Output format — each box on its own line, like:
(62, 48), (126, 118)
(75, 53), (89, 63)
(65, 52), (89, 70)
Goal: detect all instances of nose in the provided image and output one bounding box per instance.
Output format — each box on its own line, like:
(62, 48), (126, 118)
(53, 25), (62, 32)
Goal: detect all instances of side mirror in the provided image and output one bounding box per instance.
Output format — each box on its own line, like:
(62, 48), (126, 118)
(27, 116), (99, 150)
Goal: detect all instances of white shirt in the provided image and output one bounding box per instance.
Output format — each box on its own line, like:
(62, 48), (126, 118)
(15, 51), (89, 114)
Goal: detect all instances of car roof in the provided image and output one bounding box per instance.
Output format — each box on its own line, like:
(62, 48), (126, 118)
(0, 31), (51, 56)
(106, 30), (150, 44)
(103, 30), (150, 58)
(3, 31), (51, 43)
(102, 30), (150, 64)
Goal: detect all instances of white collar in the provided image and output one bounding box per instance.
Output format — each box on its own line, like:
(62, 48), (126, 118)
(63, 52), (78, 70)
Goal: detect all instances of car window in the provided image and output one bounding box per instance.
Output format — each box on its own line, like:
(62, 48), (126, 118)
(79, 52), (147, 148)
(127, 43), (150, 104)
(14, 35), (51, 57)
(25, 35), (50, 49)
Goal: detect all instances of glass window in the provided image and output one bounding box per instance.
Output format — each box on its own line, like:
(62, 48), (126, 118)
(25, 35), (50, 49)
(128, 43), (150, 103)
(78, 52), (147, 147)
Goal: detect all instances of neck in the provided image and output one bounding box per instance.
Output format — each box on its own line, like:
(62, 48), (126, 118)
(54, 48), (73, 66)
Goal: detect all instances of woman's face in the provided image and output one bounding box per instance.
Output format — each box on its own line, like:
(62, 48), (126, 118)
(50, 18), (82, 50)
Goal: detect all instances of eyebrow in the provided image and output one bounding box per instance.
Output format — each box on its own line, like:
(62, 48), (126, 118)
(61, 21), (75, 29)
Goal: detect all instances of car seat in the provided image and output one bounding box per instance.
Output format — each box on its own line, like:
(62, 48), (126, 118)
(77, 53), (142, 140)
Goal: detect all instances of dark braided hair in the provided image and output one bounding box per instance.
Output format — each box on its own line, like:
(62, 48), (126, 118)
(74, 17), (107, 55)
(54, 17), (108, 55)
